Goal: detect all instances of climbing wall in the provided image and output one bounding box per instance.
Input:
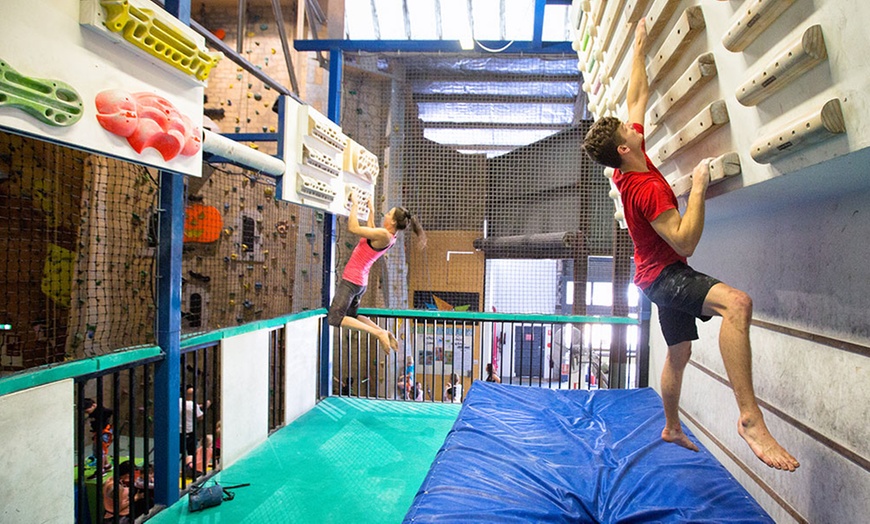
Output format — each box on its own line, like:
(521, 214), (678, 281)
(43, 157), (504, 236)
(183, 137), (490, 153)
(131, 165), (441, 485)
(197, 2), (291, 156)
(0, 131), (157, 368)
(181, 165), (322, 334)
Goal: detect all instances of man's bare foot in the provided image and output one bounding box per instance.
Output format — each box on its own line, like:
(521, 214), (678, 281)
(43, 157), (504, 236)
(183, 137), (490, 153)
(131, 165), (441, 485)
(738, 414), (800, 472)
(387, 332), (399, 350)
(661, 427), (700, 452)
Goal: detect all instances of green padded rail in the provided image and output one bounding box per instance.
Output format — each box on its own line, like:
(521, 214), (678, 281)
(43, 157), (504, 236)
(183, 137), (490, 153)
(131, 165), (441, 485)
(358, 308), (640, 325)
(0, 346), (161, 397)
(0, 58), (83, 126)
(0, 309), (326, 397)
(180, 308), (326, 348)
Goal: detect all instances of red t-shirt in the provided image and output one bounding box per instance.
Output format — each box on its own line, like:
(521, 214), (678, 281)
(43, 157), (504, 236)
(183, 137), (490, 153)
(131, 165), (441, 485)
(612, 123), (685, 290)
(342, 235), (396, 286)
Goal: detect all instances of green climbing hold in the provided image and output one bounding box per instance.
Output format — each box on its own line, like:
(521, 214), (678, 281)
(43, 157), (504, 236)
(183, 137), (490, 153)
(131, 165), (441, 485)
(0, 58), (84, 126)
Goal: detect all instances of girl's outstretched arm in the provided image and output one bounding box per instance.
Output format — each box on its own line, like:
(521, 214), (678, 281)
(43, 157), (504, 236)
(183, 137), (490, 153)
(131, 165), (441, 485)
(347, 193), (391, 244)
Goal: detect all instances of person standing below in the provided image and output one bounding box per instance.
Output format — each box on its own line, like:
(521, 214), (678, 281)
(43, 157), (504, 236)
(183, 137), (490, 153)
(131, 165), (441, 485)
(582, 20), (798, 471)
(179, 386), (210, 457)
(82, 397), (113, 472)
(327, 193), (426, 350)
(485, 363), (501, 383)
(103, 460), (142, 524)
(444, 373), (463, 403)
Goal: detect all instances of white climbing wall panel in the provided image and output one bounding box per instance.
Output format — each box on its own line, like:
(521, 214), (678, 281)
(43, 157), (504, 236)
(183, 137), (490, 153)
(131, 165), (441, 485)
(0, 0), (204, 176)
(572, 0), (870, 200)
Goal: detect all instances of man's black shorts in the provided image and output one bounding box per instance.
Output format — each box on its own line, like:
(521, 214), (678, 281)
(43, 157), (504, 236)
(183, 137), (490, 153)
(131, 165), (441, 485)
(327, 279), (366, 327)
(642, 262), (721, 346)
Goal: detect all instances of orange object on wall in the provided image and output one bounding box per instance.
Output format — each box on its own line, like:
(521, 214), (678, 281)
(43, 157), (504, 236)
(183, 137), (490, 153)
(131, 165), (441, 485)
(184, 203), (222, 243)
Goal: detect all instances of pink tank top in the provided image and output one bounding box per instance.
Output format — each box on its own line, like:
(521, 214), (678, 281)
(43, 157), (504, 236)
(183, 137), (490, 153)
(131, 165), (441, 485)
(342, 235), (396, 286)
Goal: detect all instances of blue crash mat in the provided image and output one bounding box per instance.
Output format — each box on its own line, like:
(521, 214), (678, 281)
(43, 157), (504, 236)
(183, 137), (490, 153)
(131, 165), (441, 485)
(404, 382), (772, 523)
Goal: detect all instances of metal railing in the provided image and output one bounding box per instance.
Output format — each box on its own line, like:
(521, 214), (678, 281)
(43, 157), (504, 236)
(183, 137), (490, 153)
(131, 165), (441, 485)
(72, 343), (223, 523)
(333, 310), (641, 402)
(75, 355), (162, 524)
(179, 343), (221, 491)
(268, 327), (286, 434)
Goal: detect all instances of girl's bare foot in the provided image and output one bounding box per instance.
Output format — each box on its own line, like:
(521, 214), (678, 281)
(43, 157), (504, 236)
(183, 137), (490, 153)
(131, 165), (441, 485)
(377, 331), (393, 351)
(661, 427), (699, 452)
(738, 414), (800, 472)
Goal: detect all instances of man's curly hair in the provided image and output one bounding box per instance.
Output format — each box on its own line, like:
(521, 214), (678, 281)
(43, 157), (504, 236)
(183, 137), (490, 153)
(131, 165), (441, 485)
(582, 117), (624, 169)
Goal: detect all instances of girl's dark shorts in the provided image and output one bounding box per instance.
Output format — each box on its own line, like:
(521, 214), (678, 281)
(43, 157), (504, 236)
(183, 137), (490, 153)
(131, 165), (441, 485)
(642, 262), (721, 346)
(327, 279), (366, 327)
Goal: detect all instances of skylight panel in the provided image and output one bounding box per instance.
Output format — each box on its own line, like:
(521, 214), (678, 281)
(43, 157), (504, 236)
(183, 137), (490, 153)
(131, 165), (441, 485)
(503, 0), (535, 41)
(542, 4), (570, 41)
(439, 0), (472, 42)
(345, 1), (376, 40)
(374, 0), (407, 40)
(470, 0), (502, 41)
(407, 0), (439, 40)
(423, 127), (562, 147)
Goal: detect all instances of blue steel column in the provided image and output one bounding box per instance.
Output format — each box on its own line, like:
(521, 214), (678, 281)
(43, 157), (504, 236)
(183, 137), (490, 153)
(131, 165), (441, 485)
(532, 0), (547, 48)
(153, 0), (188, 506)
(153, 174), (183, 505)
(327, 49), (342, 124)
(319, 49), (343, 398)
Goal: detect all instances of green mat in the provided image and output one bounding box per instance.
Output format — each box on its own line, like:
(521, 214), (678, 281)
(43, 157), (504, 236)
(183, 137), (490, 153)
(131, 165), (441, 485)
(149, 397), (461, 523)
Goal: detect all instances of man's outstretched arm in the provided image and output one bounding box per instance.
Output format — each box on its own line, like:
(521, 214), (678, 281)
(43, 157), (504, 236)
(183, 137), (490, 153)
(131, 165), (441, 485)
(626, 20), (650, 127)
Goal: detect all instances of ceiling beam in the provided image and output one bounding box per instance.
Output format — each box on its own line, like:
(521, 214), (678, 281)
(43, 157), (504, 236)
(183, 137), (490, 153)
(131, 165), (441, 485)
(437, 144), (520, 151)
(402, 0), (411, 40)
(422, 121), (570, 130)
(466, 0), (475, 43)
(435, 0), (443, 40)
(499, 0), (506, 40)
(370, 0), (381, 39)
(408, 72), (578, 83)
(413, 93), (575, 104)
(294, 39), (573, 54)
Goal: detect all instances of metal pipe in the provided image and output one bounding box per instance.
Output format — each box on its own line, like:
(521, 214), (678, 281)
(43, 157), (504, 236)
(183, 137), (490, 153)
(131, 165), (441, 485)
(236, 0), (246, 55)
(270, 0), (300, 95)
(202, 129), (286, 176)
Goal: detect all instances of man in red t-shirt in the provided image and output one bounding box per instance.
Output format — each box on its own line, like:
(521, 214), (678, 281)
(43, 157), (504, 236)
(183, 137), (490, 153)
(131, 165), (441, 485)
(583, 20), (798, 472)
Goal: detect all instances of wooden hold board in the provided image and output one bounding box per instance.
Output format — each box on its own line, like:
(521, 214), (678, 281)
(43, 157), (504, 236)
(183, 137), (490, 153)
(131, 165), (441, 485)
(598, 0), (628, 52)
(645, 0), (682, 43)
(736, 24), (828, 107)
(624, 0), (654, 24)
(649, 53), (717, 125)
(654, 100), (729, 164)
(722, 0), (797, 53)
(649, 6), (707, 87)
(669, 152), (742, 198)
(600, 16), (635, 84)
(750, 98), (846, 164)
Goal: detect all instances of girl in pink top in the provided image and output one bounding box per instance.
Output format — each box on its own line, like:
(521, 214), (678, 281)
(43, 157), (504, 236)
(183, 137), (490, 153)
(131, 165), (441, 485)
(327, 193), (426, 351)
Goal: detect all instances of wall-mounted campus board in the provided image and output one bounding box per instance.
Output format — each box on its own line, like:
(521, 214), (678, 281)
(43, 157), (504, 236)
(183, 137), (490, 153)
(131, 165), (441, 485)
(573, 0), (870, 199)
(0, 0), (204, 176)
(279, 96), (378, 219)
